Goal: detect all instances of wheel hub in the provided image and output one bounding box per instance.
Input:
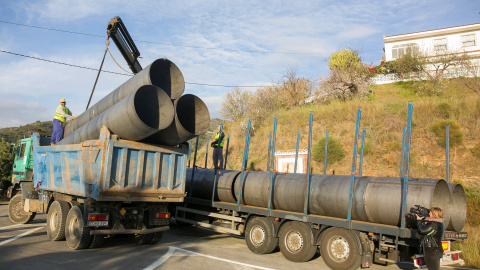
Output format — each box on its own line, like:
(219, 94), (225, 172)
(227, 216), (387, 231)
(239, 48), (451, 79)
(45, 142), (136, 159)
(49, 211), (59, 230)
(250, 225), (266, 246)
(330, 236), (350, 260)
(285, 231), (303, 252)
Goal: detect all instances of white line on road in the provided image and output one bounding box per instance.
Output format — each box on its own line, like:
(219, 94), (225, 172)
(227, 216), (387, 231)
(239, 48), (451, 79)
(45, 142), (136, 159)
(143, 246), (277, 270)
(0, 226), (44, 247)
(0, 222), (46, 231)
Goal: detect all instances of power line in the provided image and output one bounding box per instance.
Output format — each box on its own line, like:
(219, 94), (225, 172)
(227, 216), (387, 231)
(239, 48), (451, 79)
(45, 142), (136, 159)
(0, 20), (381, 55)
(0, 49), (262, 88)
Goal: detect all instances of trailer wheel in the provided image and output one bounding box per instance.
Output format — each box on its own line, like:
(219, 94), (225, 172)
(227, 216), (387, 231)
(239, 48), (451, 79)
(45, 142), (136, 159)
(8, 194), (36, 224)
(278, 221), (317, 262)
(65, 206), (92, 250)
(319, 227), (361, 270)
(134, 233), (154, 245)
(150, 232), (163, 244)
(245, 217), (278, 254)
(46, 200), (70, 241)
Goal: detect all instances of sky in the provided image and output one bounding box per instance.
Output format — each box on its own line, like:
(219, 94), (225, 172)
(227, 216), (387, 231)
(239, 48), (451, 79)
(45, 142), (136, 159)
(0, 0), (478, 128)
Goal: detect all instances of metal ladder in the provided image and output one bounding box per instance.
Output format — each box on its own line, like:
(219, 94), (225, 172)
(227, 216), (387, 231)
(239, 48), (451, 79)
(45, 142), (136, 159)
(378, 234), (399, 263)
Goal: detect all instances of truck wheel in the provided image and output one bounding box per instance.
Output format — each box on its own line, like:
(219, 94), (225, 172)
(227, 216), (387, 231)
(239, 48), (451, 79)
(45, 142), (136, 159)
(278, 221), (317, 262)
(47, 200), (70, 241)
(319, 227), (361, 270)
(65, 206), (92, 250)
(245, 217), (278, 254)
(150, 232), (163, 244)
(134, 233), (154, 245)
(8, 194), (36, 224)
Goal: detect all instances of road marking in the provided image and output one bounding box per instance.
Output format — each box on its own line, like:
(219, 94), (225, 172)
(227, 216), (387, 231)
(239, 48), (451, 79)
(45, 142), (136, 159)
(0, 222), (46, 231)
(143, 246), (276, 270)
(0, 226), (44, 247)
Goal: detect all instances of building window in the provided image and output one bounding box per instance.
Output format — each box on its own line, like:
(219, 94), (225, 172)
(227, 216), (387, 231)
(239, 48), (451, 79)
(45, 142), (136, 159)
(391, 43), (419, 59)
(433, 38), (447, 51)
(462, 34), (476, 47)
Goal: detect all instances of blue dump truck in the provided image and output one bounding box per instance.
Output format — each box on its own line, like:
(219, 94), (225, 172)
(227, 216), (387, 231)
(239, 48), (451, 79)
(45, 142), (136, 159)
(7, 126), (187, 249)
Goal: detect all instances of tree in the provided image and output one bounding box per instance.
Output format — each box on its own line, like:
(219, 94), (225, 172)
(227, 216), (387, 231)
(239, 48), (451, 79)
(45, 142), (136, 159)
(219, 87), (251, 121)
(316, 49), (371, 102)
(0, 139), (14, 181)
(456, 53), (480, 95)
(277, 67), (313, 108)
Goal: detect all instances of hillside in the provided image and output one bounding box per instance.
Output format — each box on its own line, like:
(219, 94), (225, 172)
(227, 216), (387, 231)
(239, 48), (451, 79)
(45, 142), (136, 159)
(0, 121), (52, 144)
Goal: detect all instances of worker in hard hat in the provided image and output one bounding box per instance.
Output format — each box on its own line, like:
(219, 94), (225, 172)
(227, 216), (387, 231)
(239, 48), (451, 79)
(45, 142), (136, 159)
(210, 125), (225, 170)
(51, 98), (76, 145)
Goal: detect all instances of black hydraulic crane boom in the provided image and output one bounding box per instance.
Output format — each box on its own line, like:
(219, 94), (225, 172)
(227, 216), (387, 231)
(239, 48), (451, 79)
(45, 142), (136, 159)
(107, 16), (142, 74)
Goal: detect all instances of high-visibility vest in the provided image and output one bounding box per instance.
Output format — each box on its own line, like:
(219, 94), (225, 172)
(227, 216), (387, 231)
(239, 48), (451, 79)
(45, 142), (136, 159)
(214, 132), (225, 147)
(53, 105), (70, 123)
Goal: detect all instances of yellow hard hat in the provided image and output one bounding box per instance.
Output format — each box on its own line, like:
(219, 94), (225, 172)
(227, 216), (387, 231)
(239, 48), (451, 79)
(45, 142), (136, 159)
(60, 98), (66, 103)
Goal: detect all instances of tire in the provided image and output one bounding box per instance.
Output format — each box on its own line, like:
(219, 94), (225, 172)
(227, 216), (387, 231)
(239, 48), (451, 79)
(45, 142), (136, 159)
(319, 227), (361, 270)
(278, 221), (317, 262)
(150, 232), (163, 244)
(8, 194), (36, 224)
(245, 217), (278, 254)
(65, 206), (92, 250)
(46, 200), (70, 241)
(89, 235), (106, 249)
(134, 233), (154, 245)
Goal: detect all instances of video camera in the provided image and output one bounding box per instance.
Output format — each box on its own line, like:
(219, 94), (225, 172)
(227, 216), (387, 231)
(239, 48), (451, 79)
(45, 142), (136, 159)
(405, 205), (431, 228)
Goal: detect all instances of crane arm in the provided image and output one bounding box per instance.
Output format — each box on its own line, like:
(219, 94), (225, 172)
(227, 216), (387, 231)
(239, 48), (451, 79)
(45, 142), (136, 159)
(107, 16), (142, 74)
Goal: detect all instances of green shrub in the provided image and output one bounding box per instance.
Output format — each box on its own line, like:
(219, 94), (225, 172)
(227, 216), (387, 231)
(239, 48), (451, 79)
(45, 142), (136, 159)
(437, 102), (451, 119)
(313, 136), (345, 164)
(471, 142), (480, 159)
(430, 120), (463, 148)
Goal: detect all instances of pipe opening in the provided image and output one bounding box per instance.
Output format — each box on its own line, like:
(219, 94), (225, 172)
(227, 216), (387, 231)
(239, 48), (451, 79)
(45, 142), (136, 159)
(176, 94), (210, 135)
(448, 184), (467, 232)
(150, 59), (185, 100)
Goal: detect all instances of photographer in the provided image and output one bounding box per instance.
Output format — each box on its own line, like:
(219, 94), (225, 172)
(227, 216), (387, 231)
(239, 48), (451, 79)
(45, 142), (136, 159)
(416, 207), (444, 270)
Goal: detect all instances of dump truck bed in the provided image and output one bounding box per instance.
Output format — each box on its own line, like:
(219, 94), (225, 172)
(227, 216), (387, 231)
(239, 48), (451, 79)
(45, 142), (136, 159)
(33, 127), (187, 202)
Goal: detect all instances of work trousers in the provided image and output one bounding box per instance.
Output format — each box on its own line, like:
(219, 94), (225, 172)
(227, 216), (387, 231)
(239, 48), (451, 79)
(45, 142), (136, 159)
(424, 247), (443, 270)
(212, 147), (223, 169)
(51, 119), (64, 144)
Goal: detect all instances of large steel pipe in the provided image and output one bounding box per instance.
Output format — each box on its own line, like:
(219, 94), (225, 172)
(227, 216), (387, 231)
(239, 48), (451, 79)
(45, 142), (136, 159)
(185, 168), (239, 201)
(58, 85), (174, 145)
(64, 59), (184, 137)
(142, 94), (210, 146)
(447, 183), (466, 231)
(186, 169), (465, 230)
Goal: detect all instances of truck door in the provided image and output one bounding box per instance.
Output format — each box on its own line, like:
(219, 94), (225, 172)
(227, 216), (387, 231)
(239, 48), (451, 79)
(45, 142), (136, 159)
(12, 139), (32, 184)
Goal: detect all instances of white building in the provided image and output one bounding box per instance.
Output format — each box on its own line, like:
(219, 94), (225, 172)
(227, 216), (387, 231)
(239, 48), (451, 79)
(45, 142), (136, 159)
(275, 149), (308, 173)
(384, 23), (480, 62)
(373, 23), (480, 84)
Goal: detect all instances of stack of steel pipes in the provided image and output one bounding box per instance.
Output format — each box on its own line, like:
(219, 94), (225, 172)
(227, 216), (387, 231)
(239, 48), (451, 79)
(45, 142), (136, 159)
(59, 59), (210, 146)
(186, 168), (467, 232)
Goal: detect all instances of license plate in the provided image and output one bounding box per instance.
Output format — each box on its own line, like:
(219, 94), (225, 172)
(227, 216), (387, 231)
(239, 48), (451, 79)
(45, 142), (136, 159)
(88, 221), (108, 226)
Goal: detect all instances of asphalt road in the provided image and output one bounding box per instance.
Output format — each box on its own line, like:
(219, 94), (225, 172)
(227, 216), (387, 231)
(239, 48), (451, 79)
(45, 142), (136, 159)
(0, 205), (471, 270)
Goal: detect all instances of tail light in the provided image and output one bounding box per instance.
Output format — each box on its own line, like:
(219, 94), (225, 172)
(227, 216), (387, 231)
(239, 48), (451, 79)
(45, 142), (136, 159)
(452, 253), (459, 261)
(88, 214), (109, 221)
(155, 213), (170, 219)
(416, 257), (425, 266)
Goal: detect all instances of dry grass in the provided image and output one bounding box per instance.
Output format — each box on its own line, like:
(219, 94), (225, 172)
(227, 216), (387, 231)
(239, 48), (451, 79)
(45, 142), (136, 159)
(452, 224), (480, 268)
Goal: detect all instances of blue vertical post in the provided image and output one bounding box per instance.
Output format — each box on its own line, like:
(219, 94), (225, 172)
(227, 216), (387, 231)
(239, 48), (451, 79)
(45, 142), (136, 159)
(223, 135), (230, 170)
(267, 117), (277, 210)
(323, 130), (329, 174)
(266, 133), (272, 171)
(400, 102), (413, 229)
(211, 123), (224, 202)
(189, 137), (200, 198)
(446, 125), (450, 183)
(294, 132), (300, 173)
(237, 120), (252, 206)
(400, 127), (407, 178)
(204, 136), (210, 168)
(359, 129), (366, 176)
(303, 113), (313, 215)
(187, 139), (192, 167)
(347, 108), (361, 223)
